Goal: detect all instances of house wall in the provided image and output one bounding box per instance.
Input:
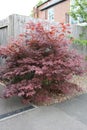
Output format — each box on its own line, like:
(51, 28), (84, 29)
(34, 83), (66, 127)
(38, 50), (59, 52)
(33, 0), (70, 23)
(34, 2), (49, 19)
(54, 0), (70, 23)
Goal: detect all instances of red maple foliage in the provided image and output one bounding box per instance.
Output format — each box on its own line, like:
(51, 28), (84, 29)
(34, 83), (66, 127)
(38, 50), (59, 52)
(0, 20), (85, 103)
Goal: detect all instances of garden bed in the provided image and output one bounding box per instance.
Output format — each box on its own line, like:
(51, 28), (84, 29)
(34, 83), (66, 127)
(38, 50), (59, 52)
(0, 74), (87, 106)
(33, 73), (87, 106)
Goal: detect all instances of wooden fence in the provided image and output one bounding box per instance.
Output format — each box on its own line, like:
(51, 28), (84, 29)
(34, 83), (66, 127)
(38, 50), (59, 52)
(0, 14), (31, 46)
(71, 24), (87, 56)
(0, 14), (32, 64)
(0, 14), (87, 56)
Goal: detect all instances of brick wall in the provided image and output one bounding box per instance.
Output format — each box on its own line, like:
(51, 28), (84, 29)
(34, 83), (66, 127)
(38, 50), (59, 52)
(54, 0), (70, 23)
(33, 0), (70, 23)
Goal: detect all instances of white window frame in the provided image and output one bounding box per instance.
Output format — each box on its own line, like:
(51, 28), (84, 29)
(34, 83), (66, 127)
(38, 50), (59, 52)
(48, 8), (54, 21)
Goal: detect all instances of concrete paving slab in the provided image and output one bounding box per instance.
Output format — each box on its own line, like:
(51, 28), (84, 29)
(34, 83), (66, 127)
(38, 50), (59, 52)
(54, 93), (87, 126)
(0, 96), (34, 115)
(0, 83), (87, 130)
(0, 85), (35, 115)
(0, 105), (87, 130)
(0, 85), (36, 122)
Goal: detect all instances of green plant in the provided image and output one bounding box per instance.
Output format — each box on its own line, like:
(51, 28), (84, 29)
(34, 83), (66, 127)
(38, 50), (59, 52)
(73, 39), (87, 45)
(70, 0), (87, 22)
(85, 56), (87, 60)
(36, 0), (44, 6)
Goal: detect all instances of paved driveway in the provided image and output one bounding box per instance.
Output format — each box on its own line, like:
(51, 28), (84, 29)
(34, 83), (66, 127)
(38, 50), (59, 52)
(0, 84), (87, 130)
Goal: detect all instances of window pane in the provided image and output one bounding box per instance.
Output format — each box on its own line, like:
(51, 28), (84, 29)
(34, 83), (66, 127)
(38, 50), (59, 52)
(48, 8), (54, 21)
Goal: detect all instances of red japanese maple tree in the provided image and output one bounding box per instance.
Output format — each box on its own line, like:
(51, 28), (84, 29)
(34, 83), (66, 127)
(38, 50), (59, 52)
(0, 20), (85, 103)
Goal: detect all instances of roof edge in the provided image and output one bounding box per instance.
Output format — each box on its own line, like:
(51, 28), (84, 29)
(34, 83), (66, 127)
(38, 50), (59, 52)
(41, 0), (66, 11)
(37, 0), (51, 8)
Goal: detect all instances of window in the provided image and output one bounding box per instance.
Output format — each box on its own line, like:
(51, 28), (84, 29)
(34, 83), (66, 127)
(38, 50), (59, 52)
(48, 8), (54, 21)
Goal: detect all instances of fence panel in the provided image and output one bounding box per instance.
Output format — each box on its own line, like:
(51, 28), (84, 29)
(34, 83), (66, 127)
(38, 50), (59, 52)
(0, 14), (31, 46)
(1, 15), (87, 58)
(71, 24), (87, 56)
(0, 14), (31, 64)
